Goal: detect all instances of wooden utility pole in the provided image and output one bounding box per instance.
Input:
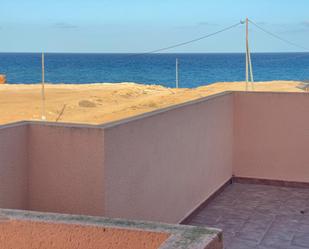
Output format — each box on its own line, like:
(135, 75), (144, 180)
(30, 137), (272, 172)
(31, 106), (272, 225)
(176, 58), (179, 88)
(41, 53), (46, 120)
(245, 18), (254, 91)
(245, 18), (249, 91)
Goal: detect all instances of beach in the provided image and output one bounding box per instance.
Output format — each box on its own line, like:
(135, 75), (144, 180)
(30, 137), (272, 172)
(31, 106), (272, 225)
(0, 80), (305, 125)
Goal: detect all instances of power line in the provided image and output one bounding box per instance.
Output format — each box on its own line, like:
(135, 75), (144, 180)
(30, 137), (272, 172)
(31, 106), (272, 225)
(249, 19), (309, 51)
(131, 21), (242, 56)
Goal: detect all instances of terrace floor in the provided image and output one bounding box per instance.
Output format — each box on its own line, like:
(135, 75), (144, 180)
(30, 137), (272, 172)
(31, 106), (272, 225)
(188, 183), (309, 249)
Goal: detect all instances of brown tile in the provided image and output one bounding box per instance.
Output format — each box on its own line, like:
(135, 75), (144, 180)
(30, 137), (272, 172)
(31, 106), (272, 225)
(224, 238), (258, 249)
(236, 221), (269, 243)
(188, 183), (309, 249)
(261, 229), (294, 248)
(189, 215), (221, 226)
(292, 232), (309, 248)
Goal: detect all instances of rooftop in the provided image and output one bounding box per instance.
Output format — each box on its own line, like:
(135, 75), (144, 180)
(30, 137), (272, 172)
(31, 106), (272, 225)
(0, 91), (308, 248)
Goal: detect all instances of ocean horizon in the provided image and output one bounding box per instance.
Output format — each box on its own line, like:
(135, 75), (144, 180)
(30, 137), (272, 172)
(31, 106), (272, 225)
(0, 52), (309, 88)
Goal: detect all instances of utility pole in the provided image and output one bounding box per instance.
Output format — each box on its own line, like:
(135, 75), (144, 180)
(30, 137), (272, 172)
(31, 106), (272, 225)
(245, 17), (254, 91)
(176, 58), (179, 88)
(41, 52), (46, 120)
(245, 18), (249, 91)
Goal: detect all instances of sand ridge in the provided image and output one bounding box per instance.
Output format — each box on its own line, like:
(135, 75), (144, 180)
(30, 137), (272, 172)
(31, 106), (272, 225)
(0, 81), (305, 125)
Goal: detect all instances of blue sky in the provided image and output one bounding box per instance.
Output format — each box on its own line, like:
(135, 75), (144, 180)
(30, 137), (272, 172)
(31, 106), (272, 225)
(0, 0), (308, 53)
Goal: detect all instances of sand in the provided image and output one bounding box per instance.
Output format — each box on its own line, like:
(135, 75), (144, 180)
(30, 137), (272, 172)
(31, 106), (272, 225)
(0, 81), (305, 125)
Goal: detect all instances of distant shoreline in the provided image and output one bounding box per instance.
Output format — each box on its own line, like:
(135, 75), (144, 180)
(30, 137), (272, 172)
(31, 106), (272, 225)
(0, 80), (307, 86)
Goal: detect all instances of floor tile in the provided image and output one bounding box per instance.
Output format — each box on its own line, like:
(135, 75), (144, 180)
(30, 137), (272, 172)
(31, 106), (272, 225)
(188, 183), (309, 249)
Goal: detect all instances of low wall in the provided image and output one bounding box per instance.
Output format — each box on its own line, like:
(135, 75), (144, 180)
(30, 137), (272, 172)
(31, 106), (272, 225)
(0, 123), (28, 210)
(103, 93), (234, 223)
(0, 220), (169, 249)
(27, 123), (105, 216)
(233, 92), (309, 183)
(0, 209), (222, 249)
(0, 123), (106, 216)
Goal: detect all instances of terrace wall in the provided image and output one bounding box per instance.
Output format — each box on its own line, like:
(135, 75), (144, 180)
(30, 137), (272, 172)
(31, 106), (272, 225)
(233, 92), (309, 183)
(27, 124), (105, 216)
(0, 123), (28, 210)
(0, 209), (222, 249)
(0, 91), (308, 224)
(103, 93), (234, 223)
(0, 220), (169, 249)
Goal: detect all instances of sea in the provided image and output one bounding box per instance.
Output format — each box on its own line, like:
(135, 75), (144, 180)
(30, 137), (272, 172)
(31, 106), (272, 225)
(0, 53), (309, 88)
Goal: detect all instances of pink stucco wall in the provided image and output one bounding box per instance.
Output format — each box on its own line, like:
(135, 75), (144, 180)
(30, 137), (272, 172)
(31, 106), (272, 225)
(0, 123), (28, 210)
(0, 123), (106, 216)
(27, 124), (105, 216)
(233, 92), (309, 182)
(103, 94), (234, 223)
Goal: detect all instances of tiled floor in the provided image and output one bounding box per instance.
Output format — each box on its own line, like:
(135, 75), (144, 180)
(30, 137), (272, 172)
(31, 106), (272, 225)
(188, 183), (309, 249)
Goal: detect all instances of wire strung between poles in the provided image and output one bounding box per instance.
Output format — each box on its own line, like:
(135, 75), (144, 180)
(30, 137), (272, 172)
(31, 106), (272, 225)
(248, 19), (309, 52)
(130, 21), (243, 56)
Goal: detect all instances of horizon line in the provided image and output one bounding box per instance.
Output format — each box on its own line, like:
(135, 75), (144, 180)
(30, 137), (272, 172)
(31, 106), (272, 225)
(0, 51), (309, 54)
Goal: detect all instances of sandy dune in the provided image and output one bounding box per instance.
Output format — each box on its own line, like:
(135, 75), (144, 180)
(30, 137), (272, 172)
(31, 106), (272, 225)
(0, 81), (305, 125)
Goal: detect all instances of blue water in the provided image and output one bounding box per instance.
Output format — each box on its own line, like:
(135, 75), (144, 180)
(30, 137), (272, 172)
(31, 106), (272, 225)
(0, 53), (309, 88)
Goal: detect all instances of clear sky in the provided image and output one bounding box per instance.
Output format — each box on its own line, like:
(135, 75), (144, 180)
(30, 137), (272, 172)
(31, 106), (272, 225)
(0, 0), (308, 53)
